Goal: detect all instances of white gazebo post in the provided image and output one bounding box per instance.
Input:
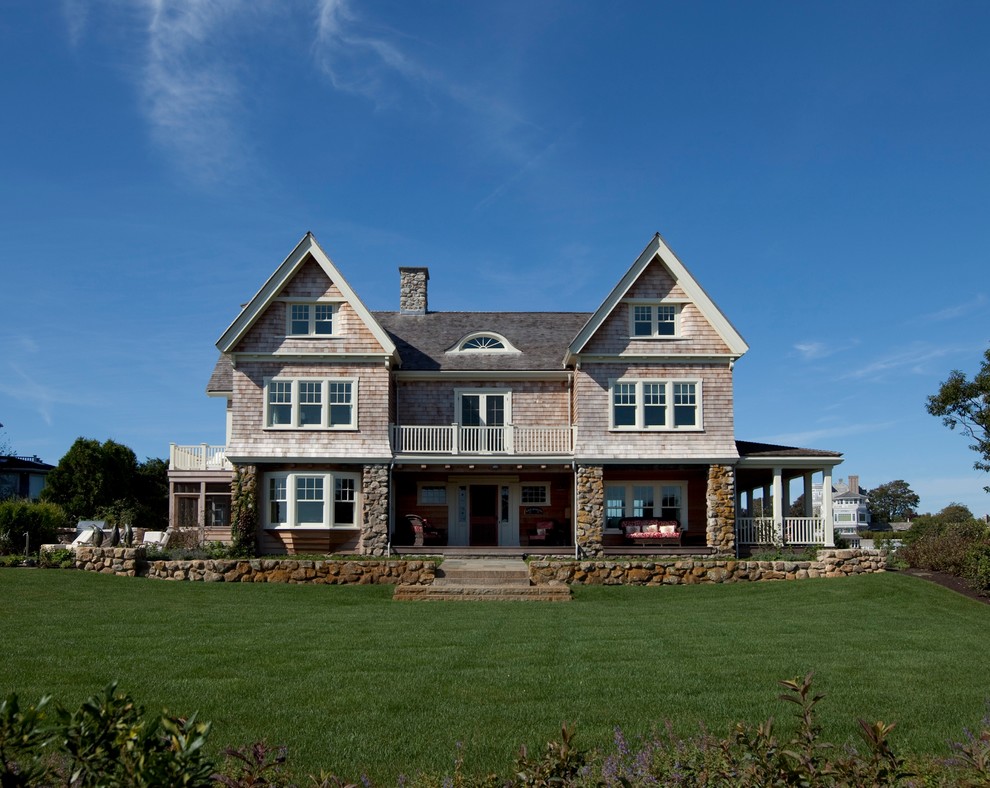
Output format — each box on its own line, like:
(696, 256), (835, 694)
(821, 468), (835, 547)
(803, 472), (815, 517)
(772, 467), (784, 544)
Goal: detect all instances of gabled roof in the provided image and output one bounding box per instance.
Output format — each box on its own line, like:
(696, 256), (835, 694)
(375, 312), (590, 372)
(215, 233), (397, 357)
(567, 233), (749, 360)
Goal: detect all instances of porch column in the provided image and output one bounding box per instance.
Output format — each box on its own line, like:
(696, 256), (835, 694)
(198, 481), (207, 542)
(360, 464), (390, 556)
(575, 464), (604, 557)
(772, 467), (784, 544)
(803, 472), (815, 517)
(821, 468), (835, 547)
(706, 464), (735, 553)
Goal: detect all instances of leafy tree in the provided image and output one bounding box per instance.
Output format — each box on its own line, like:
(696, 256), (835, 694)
(40, 438), (168, 529)
(926, 345), (990, 493)
(937, 502), (976, 523)
(788, 493), (807, 517)
(867, 480), (919, 525)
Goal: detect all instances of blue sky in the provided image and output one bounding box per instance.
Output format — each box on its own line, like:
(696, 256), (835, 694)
(1, 1), (988, 516)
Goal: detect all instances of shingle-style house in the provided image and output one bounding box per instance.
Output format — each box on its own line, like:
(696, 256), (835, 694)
(168, 233), (843, 555)
(0, 455), (54, 501)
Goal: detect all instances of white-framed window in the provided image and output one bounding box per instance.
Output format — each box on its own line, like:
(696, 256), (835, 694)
(263, 471), (361, 528)
(630, 303), (680, 338)
(450, 332), (519, 353)
(264, 378), (356, 429)
(609, 379), (701, 430)
(418, 484), (448, 506)
(605, 482), (687, 531)
(520, 484), (549, 505)
(287, 303), (336, 336)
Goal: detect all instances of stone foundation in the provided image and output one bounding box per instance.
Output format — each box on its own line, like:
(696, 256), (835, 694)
(528, 549), (888, 586)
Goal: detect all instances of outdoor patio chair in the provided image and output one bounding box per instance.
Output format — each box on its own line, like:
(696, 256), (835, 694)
(405, 515), (441, 548)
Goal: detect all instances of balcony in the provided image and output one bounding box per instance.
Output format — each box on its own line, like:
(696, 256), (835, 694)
(736, 517), (826, 546)
(169, 443), (232, 471)
(390, 424), (574, 456)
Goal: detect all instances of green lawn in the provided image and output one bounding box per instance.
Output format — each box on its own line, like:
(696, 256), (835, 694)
(1, 569), (988, 782)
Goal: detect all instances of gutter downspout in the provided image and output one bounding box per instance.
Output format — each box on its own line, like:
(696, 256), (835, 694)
(572, 460), (579, 560)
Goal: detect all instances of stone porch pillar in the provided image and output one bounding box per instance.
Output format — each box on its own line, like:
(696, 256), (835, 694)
(360, 464), (390, 556)
(706, 464), (736, 553)
(575, 464), (604, 557)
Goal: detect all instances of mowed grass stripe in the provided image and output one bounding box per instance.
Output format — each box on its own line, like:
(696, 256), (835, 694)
(1, 569), (987, 781)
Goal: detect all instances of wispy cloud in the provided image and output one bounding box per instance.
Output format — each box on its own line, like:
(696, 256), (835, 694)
(839, 343), (965, 381)
(793, 341), (830, 361)
(141, 0), (254, 184)
(61, 0), (89, 47)
(313, 0), (548, 168)
(766, 421), (898, 447)
(922, 294), (988, 323)
(0, 363), (98, 426)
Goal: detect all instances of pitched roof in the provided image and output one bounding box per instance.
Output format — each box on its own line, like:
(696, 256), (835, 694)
(0, 455), (54, 472)
(374, 311), (591, 371)
(568, 233), (749, 359)
(215, 233), (397, 358)
(207, 355), (233, 394)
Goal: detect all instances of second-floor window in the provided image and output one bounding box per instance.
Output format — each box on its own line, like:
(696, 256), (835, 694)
(287, 303), (335, 336)
(265, 378), (356, 429)
(610, 379), (701, 430)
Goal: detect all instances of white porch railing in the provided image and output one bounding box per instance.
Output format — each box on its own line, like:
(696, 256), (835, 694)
(736, 517), (825, 545)
(390, 424), (574, 456)
(169, 443), (232, 471)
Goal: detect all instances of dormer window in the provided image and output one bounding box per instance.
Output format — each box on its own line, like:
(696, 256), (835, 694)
(630, 303), (680, 338)
(450, 332), (518, 353)
(287, 303), (335, 336)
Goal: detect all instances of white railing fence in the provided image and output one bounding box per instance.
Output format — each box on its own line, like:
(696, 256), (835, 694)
(390, 424), (574, 455)
(169, 443), (232, 471)
(736, 517), (825, 545)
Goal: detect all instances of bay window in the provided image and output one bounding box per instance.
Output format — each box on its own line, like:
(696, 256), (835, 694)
(263, 471), (361, 528)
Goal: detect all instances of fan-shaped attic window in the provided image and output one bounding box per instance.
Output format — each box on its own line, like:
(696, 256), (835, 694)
(450, 332), (519, 353)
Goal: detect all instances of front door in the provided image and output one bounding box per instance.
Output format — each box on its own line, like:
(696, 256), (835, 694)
(470, 484), (498, 546)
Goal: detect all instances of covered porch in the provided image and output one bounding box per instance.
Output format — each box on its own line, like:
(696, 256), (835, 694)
(734, 441), (843, 550)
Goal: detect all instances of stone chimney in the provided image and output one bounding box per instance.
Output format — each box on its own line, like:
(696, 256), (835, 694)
(399, 267), (429, 315)
(848, 475), (860, 495)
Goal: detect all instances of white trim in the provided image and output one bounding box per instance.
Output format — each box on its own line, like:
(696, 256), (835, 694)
(263, 376), (358, 430)
(628, 302), (682, 339)
(519, 482), (550, 505)
(447, 331), (521, 354)
(609, 378), (703, 431)
(217, 233), (398, 359)
(262, 470), (362, 529)
(285, 302), (338, 338)
(454, 387), (512, 426)
(604, 480), (689, 531)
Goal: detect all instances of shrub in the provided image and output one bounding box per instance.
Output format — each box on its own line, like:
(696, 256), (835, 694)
(0, 500), (70, 554)
(38, 548), (75, 569)
(901, 521), (990, 594)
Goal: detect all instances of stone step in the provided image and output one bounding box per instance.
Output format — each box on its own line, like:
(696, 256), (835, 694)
(434, 558), (531, 586)
(393, 584), (571, 602)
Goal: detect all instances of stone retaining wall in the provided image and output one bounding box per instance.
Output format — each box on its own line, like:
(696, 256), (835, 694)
(74, 547), (436, 585)
(528, 549), (887, 586)
(75, 547), (885, 588)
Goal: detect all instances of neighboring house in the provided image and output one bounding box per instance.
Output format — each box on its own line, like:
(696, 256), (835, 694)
(812, 475), (870, 543)
(0, 455), (54, 501)
(168, 233), (842, 554)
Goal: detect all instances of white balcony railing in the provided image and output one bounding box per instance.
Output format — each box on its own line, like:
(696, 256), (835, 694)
(736, 517), (825, 545)
(169, 443), (232, 471)
(391, 424), (574, 456)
